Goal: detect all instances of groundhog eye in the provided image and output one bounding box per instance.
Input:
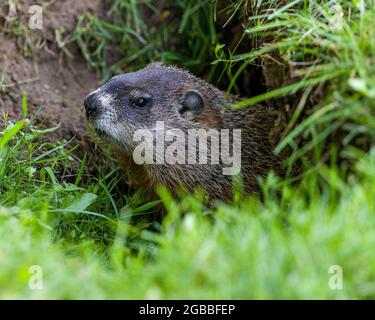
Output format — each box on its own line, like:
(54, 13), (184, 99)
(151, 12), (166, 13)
(132, 97), (149, 108)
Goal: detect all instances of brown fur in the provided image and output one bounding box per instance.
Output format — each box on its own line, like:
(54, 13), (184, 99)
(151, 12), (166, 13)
(85, 63), (283, 201)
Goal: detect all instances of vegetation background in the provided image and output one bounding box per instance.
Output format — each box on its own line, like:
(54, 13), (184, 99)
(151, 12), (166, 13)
(0, 0), (375, 299)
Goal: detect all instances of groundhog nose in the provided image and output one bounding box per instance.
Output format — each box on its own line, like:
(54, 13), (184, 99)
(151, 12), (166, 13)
(84, 93), (100, 117)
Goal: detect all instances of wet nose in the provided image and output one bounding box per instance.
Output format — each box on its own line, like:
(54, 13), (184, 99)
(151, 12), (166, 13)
(84, 93), (100, 117)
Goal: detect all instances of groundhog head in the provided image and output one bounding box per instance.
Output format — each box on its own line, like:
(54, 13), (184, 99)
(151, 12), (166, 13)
(84, 63), (222, 154)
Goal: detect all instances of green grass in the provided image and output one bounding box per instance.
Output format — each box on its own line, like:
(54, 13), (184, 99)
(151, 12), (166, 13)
(1, 117), (375, 299)
(66, 0), (219, 80)
(1, 0), (375, 299)
(225, 0), (375, 171)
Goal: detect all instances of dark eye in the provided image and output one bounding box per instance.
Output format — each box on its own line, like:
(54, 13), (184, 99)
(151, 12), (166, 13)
(132, 97), (149, 108)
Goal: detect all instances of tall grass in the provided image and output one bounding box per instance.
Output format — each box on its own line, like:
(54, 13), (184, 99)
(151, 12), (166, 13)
(0, 109), (161, 249)
(1, 115), (375, 298)
(67, 0), (218, 80)
(218, 0), (375, 171)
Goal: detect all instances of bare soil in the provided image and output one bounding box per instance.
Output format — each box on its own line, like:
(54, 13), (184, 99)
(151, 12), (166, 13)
(0, 0), (107, 153)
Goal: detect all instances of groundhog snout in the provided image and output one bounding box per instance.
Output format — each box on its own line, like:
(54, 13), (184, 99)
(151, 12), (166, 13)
(84, 92), (102, 119)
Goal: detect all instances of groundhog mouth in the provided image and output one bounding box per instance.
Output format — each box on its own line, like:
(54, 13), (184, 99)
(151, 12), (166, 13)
(95, 128), (108, 137)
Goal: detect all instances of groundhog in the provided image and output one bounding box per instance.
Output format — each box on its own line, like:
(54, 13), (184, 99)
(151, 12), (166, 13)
(84, 63), (283, 201)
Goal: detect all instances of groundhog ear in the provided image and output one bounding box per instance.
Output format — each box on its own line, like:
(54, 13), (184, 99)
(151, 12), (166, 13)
(179, 90), (204, 117)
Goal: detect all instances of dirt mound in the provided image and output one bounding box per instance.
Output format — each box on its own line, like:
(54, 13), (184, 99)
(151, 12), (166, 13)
(0, 0), (107, 152)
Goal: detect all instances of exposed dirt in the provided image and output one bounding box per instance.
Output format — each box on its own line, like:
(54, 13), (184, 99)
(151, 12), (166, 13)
(0, 0), (107, 153)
